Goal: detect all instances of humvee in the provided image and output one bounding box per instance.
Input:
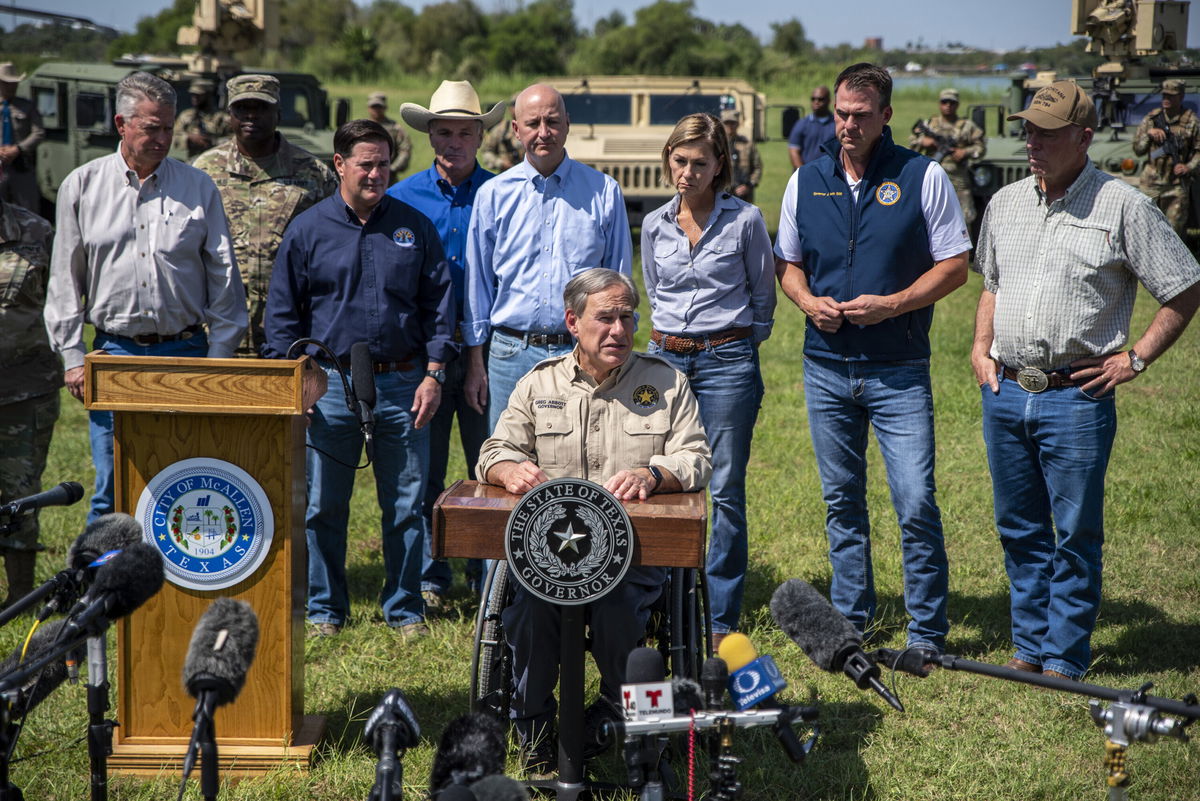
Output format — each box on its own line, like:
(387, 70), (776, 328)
(540, 76), (766, 223)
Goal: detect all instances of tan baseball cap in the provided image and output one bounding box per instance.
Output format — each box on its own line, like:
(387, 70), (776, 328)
(368, 92), (387, 108)
(1162, 78), (1186, 95)
(939, 88), (959, 102)
(1007, 80), (1097, 130)
(226, 74), (280, 106)
(720, 109), (741, 123)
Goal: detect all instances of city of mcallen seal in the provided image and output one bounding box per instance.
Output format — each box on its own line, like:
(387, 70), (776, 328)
(135, 457), (274, 592)
(505, 477), (633, 605)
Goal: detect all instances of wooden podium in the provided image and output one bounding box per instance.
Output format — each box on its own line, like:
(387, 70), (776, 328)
(83, 352), (327, 776)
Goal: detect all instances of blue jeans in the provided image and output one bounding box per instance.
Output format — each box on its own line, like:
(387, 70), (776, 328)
(421, 351), (489, 595)
(87, 331), (209, 523)
(981, 375), (1116, 679)
(803, 355), (949, 649)
(306, 366), (429, 627)
(486, 329), (574, 431)
(649, 338), (763, 634)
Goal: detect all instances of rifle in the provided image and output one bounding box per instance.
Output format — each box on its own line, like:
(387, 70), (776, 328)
(912, 119), (957, 163)
(1151, 113), (1185, 169)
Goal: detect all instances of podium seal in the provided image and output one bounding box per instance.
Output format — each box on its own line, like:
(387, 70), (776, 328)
(505, 478), (633, 605)
(135, 457), (274, 591)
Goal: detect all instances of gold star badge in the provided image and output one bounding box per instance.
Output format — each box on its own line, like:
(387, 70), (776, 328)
(632, 384), (660, 408)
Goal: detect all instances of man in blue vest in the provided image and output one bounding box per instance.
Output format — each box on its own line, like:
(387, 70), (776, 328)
(774, 63), (971, 653)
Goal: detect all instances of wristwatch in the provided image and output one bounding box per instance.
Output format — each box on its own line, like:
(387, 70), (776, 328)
(1128, 349), (1146, 374)
(425, 369), (446, 385)
(646, 465), (664, 491)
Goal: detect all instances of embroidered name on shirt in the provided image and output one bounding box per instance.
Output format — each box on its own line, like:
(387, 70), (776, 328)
(811, 191), (844, 197)
(535, 398), (567, 410)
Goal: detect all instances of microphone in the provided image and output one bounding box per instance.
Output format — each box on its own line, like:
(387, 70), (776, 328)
(61, 542), (165, 640)
(465, 774), (530, 801)
(351, 342), (376, 461)
(366, 688), (420, 801)
(671, 675), (705, 715)
(770, 578), (904, 712)
(717, 633), (788, 711)
(701, 656), (729, 711)
(0, 620), (78, 716)
(0, 481), (84, 516)
(429, 712), (505, 795)
(620, 647), (674, 720)
(180, 599), (260, 796)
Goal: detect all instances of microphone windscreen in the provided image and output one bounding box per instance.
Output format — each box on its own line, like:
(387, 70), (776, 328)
(365, 687), (422, 750)
(67, 513), (144, 570)
(716, 632), (758, 672)
(437, 787), (478, 801)
(0, 620), (72, 716)
(624, 646), (665, 684)
(89, 542), (165, 620)
(429, 711), (505, 793)
(671, 675), (704, 713)
(701, 656), (728, 685)
(182, 598), (259, 705)
(469, 773), (531, 801)
(770, 578), (862, 672)
(351, 342), (376, 408)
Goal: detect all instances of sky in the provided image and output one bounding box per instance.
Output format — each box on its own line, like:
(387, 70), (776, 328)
(12, 0), (1200, 53)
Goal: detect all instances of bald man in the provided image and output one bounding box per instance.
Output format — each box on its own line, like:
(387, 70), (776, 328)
(463, 83), (633, 429)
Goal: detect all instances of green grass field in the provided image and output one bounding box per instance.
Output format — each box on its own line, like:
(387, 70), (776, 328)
(5, 80), (1200, 800)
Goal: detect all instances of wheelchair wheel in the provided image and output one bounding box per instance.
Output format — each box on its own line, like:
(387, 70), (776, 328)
(470, 560), (513, 721)
(651, 567), (710, 681)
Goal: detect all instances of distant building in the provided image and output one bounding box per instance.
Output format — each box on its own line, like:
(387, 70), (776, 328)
(865, 37), (883, 50)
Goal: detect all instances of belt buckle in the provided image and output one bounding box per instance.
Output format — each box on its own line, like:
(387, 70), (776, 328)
(1016, 367), (1049, 393)
(130, 333), (156, 347)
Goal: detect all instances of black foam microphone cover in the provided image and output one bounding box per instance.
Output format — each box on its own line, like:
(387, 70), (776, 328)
(701, 656), (729, 710)
(770, 578), (862, 672)
(429, 712), (506, 794)
(67, 513), (144, 570)
(625, 646), (666, 684)
(351, 342), (376, 408)
(182, 598), (260, 706)
(468, 774), (531, 801)
(671, 675), (705, 714)
(437, 786), (477, 801)
(62, 542), (165, 639)
(0, 620), (73, 716)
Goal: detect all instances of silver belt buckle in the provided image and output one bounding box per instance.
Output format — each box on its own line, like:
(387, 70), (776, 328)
(1016, 367), (1049, 393)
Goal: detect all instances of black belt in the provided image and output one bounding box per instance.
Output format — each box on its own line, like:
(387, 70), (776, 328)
(98, 324), (203, 347)
(1002, 366), (1081, 392)
(497, 326), (573, 346)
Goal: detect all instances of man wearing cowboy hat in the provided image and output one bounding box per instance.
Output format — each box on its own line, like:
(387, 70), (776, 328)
(0, 63), (44, 212)
(367, 92), (412, 178)
(464, 83), (633, 432)
(194, 74), (337, 356)
(972, 80), (1200, 680)
(388, 80), (503, 607)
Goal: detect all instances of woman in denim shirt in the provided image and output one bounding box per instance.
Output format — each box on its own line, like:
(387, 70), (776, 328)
(640, 112), (776, 647)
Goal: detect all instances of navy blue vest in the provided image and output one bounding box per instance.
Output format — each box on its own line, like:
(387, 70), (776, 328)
(796, 126), (936, 360)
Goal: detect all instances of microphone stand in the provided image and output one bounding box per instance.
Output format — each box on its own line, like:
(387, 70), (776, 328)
(85, 635), (116, 801)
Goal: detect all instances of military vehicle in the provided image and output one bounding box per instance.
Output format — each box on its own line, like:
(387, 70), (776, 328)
(15, 0), (347, 210)
(540, 76), (766, 223)
(969, 0), (1195, 216)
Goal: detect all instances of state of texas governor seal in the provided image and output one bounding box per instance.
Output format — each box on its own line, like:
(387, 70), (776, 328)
(505, 477), (634, 606)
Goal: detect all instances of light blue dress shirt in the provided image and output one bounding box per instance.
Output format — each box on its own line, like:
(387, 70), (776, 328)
(640, 192), (776, 342)
(464, 155), (632, 346)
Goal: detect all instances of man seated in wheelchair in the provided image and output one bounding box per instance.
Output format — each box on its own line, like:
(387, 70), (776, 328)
(476, 268), (712, 772)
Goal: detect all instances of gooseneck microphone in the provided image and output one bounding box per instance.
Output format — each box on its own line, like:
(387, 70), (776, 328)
(179, 599), (260, 801)
(770, 579), (904, 712)
(350, 342), (377, 462)
(366, 688), (421, 801)
(0, 481), (84, 517)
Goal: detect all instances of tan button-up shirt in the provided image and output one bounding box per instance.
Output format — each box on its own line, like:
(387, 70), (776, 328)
(478, 350), (712, 492)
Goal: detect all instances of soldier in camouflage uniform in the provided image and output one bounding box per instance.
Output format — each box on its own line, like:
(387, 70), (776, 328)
(720, 109), (762, 203)
(909, 88), (986, 225)
(480, 107), (523, 173)
(173, 78), (232, 161)
(1132, 78), (1200, 237)
(0, 161), (61, 605)
(193, 75), (338, 356)
(367, 92), (412, 179)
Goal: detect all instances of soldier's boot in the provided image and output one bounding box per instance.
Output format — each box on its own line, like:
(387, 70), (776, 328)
(3, 549), (38, 608)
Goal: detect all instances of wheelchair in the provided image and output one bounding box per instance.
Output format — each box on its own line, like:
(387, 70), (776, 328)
(469, 560), (712, 724)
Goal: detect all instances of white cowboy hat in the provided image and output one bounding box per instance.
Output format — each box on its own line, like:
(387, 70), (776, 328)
(0, 63), (26, 84)
(399, 80), (505, 132)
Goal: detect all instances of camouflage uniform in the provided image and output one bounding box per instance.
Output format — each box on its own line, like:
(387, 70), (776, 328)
(1132, 107), (1200, 236)
(727, 134), (763, 203)
(193, 134), (337, 355)
(173, 106), (233, 160)
(908, 116), (986, 225)
(480, 120), (522, 173)
(379, 117), (412, 177)
(0, 201), (61, 603)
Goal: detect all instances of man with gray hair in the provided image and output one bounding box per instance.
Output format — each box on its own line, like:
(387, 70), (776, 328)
(477, 267), (711, 773)
(972, 80), (1200, 679)
(45, 71), (247, 522)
